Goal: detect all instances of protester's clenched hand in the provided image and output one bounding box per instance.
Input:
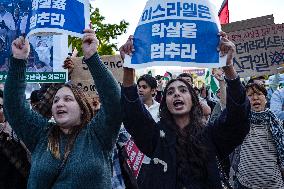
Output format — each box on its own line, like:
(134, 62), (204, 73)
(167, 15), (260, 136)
(12, 36), (30, 60)
(218, 31), (238, 79)
(63, 57), (74, 74)
(218, 31), (235, 66)
(119, 35), (134, 60)
(213, 68), (224, 82)
(82, 29), (99, 60)
(121, 35), (136, 87)
(63, 48), (77, 74)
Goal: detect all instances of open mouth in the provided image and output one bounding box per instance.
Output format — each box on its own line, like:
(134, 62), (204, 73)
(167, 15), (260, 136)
(57, 110), (67, 115)
(252, 102), (264, 110)
(173, 100), (184, 108)
(252, 102), (261, 107)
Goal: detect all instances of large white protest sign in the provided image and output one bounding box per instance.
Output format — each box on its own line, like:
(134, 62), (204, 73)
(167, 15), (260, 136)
(124, 0), (225, 69)
(27, 0), (90, 37)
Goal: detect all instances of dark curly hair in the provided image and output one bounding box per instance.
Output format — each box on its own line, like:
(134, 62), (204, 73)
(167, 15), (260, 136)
(159, 78), (209, 187)
(137, 74), (157, 89)
(245, 83), (267, 96)
(178, 72), (193, 84)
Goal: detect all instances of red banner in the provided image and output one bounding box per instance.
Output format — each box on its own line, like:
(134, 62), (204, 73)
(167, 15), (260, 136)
(125, 139), (145, 178)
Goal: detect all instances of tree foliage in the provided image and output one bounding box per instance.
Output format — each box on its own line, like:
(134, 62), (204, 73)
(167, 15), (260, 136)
(69, 8), (129, 56)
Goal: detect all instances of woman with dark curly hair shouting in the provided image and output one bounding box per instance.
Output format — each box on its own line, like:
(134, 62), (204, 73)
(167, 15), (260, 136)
(120, 32), (250, 189)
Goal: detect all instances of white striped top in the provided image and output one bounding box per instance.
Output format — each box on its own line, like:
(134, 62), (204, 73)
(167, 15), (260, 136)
(236, 123), (284, 189)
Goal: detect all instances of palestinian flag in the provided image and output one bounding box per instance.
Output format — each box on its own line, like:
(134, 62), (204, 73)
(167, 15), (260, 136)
(163, 71), (172, 81)
(205, 69), (219, 94)
(205, 70), (210, 86)
(210, 75), (219, 94)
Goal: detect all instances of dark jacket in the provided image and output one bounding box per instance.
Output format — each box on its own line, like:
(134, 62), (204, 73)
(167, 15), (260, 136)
(0, 136), (29, 189)
(121, 77), (250, 189)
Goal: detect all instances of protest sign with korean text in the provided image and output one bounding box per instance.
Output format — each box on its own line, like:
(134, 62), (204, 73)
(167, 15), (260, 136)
(227, 23), (284, 77)
(124, 0), (225, 69)
(27, 0), (90, 37)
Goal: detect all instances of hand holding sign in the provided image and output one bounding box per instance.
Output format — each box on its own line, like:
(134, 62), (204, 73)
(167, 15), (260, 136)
(218, 32), (238, 80)
(218, 31), (236, 66)
(63, 48), (78, 75)
(12, 36), (30, 60)
(119, 35), (135, 60)
(82, 29), (99, 60)
(120, 36), (136, 87)
(63, 58), (74, 70)
(213, 68), (224, 82)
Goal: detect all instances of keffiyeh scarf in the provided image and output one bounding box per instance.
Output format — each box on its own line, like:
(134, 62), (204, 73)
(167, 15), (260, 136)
(250, 109), (284, 168)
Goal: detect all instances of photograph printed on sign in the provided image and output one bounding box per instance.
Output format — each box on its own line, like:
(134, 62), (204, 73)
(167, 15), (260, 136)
(0, 1), (68, 83)
(0, 0), (30, 70)
(27, 35), (53, 72)
(0, 1), (53, 72)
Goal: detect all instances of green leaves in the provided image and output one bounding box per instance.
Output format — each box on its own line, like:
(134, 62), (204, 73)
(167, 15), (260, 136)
(69, 7), (129, 56)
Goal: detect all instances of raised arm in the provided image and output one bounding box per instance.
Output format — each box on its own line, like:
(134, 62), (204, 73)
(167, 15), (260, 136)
(209, 32), (250, 159)
(213, 68), (227, 110)
(4, 37), (49, 152)
(122, 70), (159, 156)
(120, 37), (159, 156)
(82, 29), (121, 151)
